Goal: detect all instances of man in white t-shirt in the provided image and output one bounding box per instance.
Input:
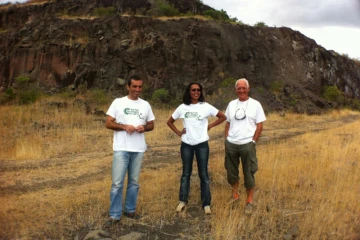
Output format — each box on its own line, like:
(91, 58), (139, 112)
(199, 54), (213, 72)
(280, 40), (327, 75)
(224, 78), (266, 214)
(105, 75), (155, 227)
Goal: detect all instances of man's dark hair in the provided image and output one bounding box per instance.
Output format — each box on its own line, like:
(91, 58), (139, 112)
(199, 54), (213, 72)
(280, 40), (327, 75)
(127, 75), (142, 86)
(183, 82), (205, 105)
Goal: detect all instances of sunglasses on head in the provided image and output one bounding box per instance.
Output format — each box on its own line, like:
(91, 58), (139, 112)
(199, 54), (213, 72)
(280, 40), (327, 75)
(191, 88), (201, 92)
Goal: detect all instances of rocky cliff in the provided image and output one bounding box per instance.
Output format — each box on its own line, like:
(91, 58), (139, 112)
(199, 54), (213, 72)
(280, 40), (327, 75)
(1, 0), (360, 113)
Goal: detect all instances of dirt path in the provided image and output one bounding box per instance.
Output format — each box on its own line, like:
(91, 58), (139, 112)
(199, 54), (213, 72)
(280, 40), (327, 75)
(1, 113), (360, 239)
(1, 114), (359, 196)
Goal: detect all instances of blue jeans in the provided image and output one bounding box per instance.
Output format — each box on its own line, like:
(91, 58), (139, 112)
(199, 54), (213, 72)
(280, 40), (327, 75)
(179, 141), (211, 207)
(109, 151), (144, 220)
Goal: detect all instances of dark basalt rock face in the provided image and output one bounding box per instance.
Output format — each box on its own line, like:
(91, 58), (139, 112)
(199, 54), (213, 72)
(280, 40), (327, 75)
(1, 0), (359, 113)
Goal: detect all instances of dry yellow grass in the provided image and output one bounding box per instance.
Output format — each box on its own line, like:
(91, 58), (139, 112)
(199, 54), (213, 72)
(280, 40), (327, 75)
(156, 15), (211, 22)
(0, 97), (360, 239)
(209, 119), (360, 239)
(56, 15), (96, 20)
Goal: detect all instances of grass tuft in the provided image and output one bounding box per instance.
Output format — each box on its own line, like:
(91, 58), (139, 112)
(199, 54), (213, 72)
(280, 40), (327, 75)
(0, 98), (359, 239)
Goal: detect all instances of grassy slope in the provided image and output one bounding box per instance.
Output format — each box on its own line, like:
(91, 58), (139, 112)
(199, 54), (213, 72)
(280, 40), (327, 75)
(0, 97), (360, 239)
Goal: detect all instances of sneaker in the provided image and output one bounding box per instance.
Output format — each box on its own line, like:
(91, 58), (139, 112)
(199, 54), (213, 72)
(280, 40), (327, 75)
(123, 212), (141, 220)
(105, 218), (120, 228)
(204, 206), (211, 215)
(175, 201), (187, 212)
(244, 202), (253, 215)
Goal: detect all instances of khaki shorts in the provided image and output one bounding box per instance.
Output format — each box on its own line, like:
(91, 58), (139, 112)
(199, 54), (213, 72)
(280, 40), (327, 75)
(225, 139), (258, 189)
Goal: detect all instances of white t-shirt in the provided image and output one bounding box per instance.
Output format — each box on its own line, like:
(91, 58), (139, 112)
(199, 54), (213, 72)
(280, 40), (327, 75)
(225, 97), (266, 145)
(107, 96), (155, 152)
(172, 102), (219, 145)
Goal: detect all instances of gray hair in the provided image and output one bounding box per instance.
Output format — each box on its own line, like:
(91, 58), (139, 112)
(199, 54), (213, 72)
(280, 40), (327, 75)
(235, 78), (249, 89)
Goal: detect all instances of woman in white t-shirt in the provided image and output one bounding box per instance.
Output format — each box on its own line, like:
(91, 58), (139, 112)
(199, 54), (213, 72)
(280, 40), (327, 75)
(167, 82), (226, 214)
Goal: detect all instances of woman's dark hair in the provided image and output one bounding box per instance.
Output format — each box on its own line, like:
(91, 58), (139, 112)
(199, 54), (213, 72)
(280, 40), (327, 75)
(183, 82), (205, 105)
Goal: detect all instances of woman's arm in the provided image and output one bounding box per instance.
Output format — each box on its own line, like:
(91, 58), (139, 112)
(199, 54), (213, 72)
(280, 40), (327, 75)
(208, 111), (227, 130)
(167, 116), (185, 137)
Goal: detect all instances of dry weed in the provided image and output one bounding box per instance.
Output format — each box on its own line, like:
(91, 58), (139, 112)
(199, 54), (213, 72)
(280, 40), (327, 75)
(0, 99), (360, 239)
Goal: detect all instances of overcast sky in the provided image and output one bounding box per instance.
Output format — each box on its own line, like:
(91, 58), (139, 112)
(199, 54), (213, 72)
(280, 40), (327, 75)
(1, 0), (360, 59)
(202, 0), (360, 59)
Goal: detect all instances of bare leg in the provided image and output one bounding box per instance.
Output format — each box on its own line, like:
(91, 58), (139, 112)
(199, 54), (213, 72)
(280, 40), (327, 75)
(231, 181), (239, 199)
(246, 188), (254, 203)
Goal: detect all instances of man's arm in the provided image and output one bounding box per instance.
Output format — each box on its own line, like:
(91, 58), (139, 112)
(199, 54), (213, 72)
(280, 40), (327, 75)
(105, 115), (135, 134)
(252, 122), (263, 142)
(225, 121), (230, 138)
(135, 121), (154, 133)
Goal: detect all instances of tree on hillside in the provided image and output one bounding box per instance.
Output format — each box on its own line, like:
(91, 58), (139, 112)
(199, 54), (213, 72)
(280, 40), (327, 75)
(190, 0), (203, 14)
(115, 0), (124, 13)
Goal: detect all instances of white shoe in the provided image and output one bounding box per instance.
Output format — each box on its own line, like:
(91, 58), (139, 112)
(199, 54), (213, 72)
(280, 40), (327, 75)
(204, 206), (211, 214)
(176, 201), (187, 212)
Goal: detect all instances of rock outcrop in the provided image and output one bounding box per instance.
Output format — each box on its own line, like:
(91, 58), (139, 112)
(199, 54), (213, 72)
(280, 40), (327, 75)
(1, 0), (360, 113)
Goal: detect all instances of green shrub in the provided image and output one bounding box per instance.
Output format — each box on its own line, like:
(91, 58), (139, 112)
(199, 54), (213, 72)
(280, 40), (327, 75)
(236, 20), (244, 25)
(254, 21), (268, 27)
(229, 17), (244, 24)
(270, 80), (283, 93)
(220, 77), (237, 87)
(341, 53), (349, 59)
(152, 0), (179, 17)
(15, 75), (30, 84)
(289, 99), (297, 106)
(169, 95), (182, 107)
(202, 9), (229, 21)
(86, 88), (109, 105)
(256, 87), (265, 94)
(93, 7), (116, 17)
(202, 10), (220, 20)
(77, 84), (87, 95)
(151, 88), (170, 103)
(18, 89), (40, 105)
(59, 88), (77, 99)
(180, 11), (194, 17)
(0, 88), (16, 104)
(159, 3), (179, 16)
(323, 86), (342, 102)
(159, 4), (179, 16)
(351, 99), (360, 110)
(141, 83), (152, 100)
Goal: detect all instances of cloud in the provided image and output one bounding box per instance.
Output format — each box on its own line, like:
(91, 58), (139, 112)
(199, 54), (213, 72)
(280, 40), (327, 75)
(269, 0), (360, 28)
(203, 0), (360, 58)
(0, 0), (28, 3)
(204, 0), (360, 28)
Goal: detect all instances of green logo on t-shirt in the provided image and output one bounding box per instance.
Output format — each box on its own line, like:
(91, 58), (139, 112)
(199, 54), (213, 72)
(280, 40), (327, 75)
(124, 108), (144, 119)
(185, 112), (201, 120)
(124, 108), (139, 115)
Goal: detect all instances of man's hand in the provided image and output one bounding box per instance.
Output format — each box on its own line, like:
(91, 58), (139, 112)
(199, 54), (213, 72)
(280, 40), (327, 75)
(135, 125), (145, 133)
(124, 125), (136, 134)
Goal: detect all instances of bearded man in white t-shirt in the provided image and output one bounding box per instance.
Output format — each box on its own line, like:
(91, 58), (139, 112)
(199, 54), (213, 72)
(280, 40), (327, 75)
(104, 75), (155, 227)
(224, 78), (266, 214)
